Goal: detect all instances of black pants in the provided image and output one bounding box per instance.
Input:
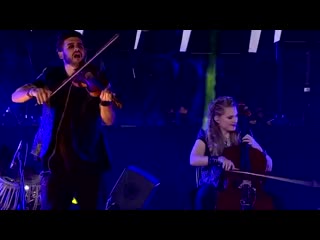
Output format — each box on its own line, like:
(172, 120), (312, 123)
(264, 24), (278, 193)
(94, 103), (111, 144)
(40, 161), (108, 210)
(194, 184), (218, 210)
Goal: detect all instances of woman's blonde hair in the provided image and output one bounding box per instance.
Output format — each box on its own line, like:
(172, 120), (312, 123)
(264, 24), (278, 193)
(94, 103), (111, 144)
(206, 96), (240, 156)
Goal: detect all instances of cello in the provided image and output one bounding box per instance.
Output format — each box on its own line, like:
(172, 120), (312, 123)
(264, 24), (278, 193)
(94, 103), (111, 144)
(215, 103), (274, 210)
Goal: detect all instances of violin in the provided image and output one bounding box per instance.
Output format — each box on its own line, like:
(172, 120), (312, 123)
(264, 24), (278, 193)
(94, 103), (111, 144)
(47, 33), (122, 109)
(72, 64), (123, 109)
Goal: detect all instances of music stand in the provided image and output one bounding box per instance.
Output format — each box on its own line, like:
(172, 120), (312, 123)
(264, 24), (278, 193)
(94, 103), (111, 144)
(106, 165), (160, 210)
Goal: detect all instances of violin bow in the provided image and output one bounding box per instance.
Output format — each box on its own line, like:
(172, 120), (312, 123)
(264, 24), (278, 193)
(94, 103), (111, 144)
(50, 33), (120, 98)
(229, 169), (320, 188)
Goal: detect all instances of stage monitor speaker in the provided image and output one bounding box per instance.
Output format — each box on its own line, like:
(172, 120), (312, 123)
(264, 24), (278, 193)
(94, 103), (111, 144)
(106, 165), (160, 210)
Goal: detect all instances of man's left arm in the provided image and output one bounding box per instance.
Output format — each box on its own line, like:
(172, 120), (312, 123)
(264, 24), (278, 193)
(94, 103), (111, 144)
(100, 89), (116, 126)
(85, 66), (116, 125)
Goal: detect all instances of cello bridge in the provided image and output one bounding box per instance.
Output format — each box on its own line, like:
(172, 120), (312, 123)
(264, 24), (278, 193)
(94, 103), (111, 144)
(238, 180), (256, 210)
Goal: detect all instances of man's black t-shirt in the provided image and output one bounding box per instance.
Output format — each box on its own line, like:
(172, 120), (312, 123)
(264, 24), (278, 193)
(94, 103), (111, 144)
(32, 64), (110, 172)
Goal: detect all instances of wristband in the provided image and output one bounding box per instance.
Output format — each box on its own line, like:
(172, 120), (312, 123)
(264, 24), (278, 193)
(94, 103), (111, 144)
(208, 156), (219, 166)
(100, 101), (112, 106)
(27, 88), (35, 97)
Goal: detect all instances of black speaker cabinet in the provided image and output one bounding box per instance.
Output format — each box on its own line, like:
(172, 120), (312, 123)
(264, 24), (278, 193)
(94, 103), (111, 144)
(106, 166), (160, 210)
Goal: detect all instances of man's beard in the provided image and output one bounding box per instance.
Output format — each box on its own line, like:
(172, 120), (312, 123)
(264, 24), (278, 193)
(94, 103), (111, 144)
(64, 54), (85, 68)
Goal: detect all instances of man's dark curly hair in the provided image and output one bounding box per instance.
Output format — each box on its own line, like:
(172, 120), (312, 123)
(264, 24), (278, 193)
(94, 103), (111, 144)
(56, 30), (84, 52)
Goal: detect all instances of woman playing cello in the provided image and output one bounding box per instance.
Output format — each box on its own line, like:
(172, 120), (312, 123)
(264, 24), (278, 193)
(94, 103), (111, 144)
(189, 96), (273, 210)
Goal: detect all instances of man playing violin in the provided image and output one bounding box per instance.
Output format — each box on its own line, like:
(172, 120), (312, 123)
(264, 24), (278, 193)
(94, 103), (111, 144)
(11, 30), (115, 210)
(190, 96), (273, 210)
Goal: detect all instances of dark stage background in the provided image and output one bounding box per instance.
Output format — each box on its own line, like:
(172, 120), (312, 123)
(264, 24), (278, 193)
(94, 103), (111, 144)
(0, 30), (320, 210)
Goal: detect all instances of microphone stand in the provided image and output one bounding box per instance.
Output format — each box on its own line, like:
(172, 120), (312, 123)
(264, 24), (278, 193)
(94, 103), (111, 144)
(11, 140), (27, 210)
(17, 145), (27, 210)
